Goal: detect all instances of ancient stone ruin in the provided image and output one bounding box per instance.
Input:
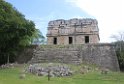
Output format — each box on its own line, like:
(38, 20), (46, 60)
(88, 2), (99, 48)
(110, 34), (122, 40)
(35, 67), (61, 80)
(47, 18), (100, 45)
(29, 44), (119, 71)
(28, 18), (120, 71)
(26, 64), (73, 77)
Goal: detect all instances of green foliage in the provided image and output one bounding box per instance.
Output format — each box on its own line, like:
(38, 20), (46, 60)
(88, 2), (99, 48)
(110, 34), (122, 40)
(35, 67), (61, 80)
(31, 29), (45, 44)
(111, 31), (124, 71)
(114, 41), (124, 71)
(0, 0), (44, 64)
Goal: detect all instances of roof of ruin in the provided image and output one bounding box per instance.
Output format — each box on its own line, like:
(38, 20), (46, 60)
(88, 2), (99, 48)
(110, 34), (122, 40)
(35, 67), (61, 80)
(48, 18), (98, 27)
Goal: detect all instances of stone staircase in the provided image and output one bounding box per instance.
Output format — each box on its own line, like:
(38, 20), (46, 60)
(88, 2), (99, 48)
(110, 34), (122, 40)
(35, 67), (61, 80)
(29, 47), (82, 64)
(28, 44), (120, 71)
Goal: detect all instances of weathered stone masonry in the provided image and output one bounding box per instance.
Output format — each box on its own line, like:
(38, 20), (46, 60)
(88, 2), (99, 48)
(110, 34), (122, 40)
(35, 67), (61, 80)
(28, 18), (119, 71)
(47, 18), (99, 45)
(29, 44), (119, 71)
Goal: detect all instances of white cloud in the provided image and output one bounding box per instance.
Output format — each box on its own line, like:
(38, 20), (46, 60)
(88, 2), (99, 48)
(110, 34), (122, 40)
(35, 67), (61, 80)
(66, 0), (124, 42)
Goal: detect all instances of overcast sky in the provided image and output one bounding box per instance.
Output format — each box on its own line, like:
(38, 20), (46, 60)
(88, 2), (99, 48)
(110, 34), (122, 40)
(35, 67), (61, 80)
(6, 0), (124, 43)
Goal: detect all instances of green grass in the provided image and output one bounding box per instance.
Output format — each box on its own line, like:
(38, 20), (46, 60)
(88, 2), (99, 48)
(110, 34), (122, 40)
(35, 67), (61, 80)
(0, 64), (124, 84)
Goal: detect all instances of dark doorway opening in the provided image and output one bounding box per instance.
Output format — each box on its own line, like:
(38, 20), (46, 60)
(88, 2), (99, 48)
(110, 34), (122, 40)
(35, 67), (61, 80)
(85, 36), (89, 43)
(53, 37), (57, 44)
(69, 37), (73, 44)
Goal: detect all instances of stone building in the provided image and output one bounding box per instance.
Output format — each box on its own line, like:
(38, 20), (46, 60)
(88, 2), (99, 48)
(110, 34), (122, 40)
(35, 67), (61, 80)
(47, 18), (100, 45)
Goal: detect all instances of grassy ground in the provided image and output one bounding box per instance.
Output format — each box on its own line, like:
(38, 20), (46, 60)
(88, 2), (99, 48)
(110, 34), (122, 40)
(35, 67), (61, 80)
(0, 64), (124, 84)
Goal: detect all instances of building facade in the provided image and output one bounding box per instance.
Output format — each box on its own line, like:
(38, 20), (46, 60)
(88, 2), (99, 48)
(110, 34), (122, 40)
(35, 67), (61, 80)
(47, 18), (100, 45)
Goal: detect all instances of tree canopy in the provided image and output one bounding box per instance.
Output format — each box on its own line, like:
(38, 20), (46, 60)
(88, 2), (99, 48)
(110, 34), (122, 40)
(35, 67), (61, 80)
(111, 32), (124, 71)
(0, 0), (44, 65)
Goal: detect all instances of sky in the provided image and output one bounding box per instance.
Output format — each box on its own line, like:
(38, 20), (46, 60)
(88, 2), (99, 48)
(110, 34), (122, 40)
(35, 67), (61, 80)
(6, 0), (124, 43)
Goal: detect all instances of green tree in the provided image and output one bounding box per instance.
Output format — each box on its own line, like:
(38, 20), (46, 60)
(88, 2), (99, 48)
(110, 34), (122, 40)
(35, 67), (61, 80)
(31, 29), (45, 45)
(0, 0), (44, 65)
(111, 32), (124, 71)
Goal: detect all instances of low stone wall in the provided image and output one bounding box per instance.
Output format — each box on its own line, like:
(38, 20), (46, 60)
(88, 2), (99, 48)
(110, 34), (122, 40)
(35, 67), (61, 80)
(29, 44), (120, 71)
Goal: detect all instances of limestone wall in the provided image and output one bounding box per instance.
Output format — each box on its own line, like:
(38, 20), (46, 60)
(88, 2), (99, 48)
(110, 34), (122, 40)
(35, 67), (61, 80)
(47, 18), (99, 45)
(47, 18), (99, 36)
(29, 44), (120, 71)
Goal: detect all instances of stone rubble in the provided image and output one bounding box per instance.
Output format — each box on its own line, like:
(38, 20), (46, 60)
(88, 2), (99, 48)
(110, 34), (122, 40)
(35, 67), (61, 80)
(0, 63), (17, 69)
(26, 64), (73, 77)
